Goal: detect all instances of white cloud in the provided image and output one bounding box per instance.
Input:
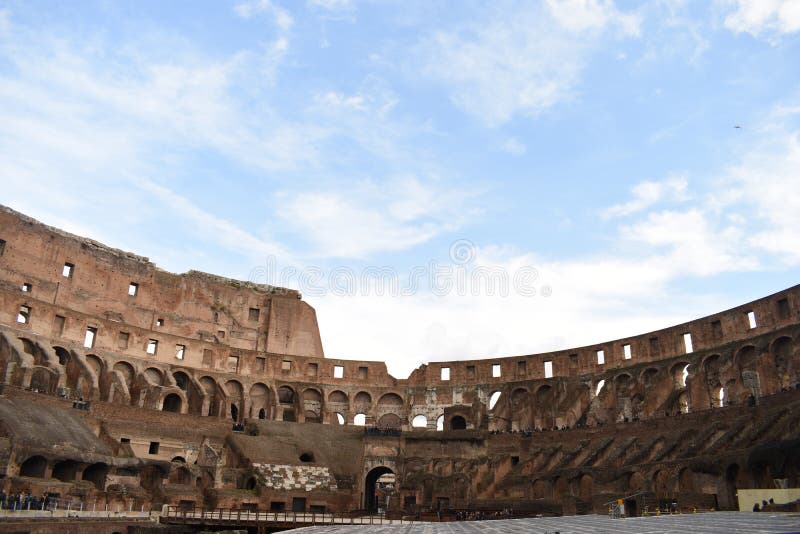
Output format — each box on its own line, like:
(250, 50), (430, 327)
(315, 241), (735, 378)
(420, 2), (640, 126)
(545, 0), (641, 36)
(276, 177), (473, 258)
(308, 0), (354, 11)
(137, 181), (291, 261)
(619, 208), (759, 276)
(727, 132), (800, 263)
(603, 175), (689, 218)
(0, 9), (10, 37)
(316, 91), (368, 111)
(500, 137), (527, 156)
(723, 0), (800, 38)
(235, 0), (294, 31)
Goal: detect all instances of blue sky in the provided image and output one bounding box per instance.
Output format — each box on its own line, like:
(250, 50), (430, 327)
(2, 0), (799, 377)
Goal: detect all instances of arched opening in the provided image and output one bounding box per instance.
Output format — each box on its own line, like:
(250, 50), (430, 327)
(54, 346), (70, 366)
(354, 391), (372, 411)
(278, 386), (295, 404)
(172, 456), (186, 463)
(678, 391), (690, 414)
(82, 462), (109, 490)
(579, 474), (593, 500)
(299, 452), (314, 462)
(336, 412), (346, 425)
(377, 413), (401, 429)
(113, 361), (135, 391)
(53, 460), (79, 482)
(249, 383), (270, 419)
(302, 388), (323, 423)
(245, 476), (257, 490)
(19, 455), (47, 478)
(488, 391), (502, 410)
(365, 466), (394, 512)
(163, 393), (182, 413)
(173, 371), (189, 390)
(411, 414), (427, 428)
(595, 380), (606, 396)
(328, 390), (349, 406)
(450, 415), (467, 430)
(354, 413), (366, 426)
(168, 466), (192, 485)
(436, 415), (444, 431)
(144, 367), (162, 386)
(200, 376), (219, 417)
(230, 403), (239, 422)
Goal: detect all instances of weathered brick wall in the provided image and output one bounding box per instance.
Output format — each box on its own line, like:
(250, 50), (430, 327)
(254, 463), (338, 492)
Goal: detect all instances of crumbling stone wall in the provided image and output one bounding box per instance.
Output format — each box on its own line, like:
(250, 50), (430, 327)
(0, 205), (798, 515)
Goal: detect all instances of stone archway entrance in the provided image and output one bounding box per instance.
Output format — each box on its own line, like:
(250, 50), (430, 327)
(365, 466), (394, 512)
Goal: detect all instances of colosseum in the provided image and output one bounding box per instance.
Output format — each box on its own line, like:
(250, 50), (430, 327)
(0, 204), (798, 527)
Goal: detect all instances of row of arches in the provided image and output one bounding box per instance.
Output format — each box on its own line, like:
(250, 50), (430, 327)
(18, 455), (109, 490)
(484, 335), (799, 431)
(2, 330), (798, 431)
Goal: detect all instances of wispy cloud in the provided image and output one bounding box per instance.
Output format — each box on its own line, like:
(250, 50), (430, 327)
(235, 0), (294, 31)
(602, 175), (690, 218)
(499, 137), (527, 156)
(275, 176), (476, 258)
(418, 1), (640, 126)
(722, 0), (800, 39)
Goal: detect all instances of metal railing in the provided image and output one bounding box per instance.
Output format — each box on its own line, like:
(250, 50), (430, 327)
(162, 506), (406, 526)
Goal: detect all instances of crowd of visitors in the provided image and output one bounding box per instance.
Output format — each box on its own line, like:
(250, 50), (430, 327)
(0, 491), (59, 511)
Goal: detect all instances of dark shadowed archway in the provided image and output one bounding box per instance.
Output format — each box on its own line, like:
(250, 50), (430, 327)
(365, 466), (394, 512)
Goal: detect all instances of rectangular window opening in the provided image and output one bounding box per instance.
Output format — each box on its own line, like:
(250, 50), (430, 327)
(281, 360), (292, 372)
(120, 437), (130, 444)
(777, 298), (791, 319)
(84, 327), (97, 348)
(128, 282), (138, 296)
(175, 344), (185, 360)
(746, 310), (757, 329)
(544, 360), (553, 378)
(227, 355), (239, 373)
(16, 305), (31, 324)
(358, 366), (368, 379)
(0, 239), (5, 256)
(53, 315), (65, 336)
(492, 364), (501, 378)
(596, 349), (605, 365)
(711, 320), (723, 339)
(623, 344), (632, 360)
(148, 441), (159, 454)
(683, 332), (693, 354)
(248, 307), (260, 321)
(21, 283), (32, 292)
(307, 362), (318, 377)
(649, 336), (660, 356)
(146, 339), (158, 355)
(333, 365), (344, 378)
(256, 357), (265, 372)
(441, 367), (450, 381)
(118, 331), (130, 350)
(156, 318), (164, 327)
(62, 262), (74, 278)
(466, 365), (476, 380)
(517, 360), (527, 374)
(202, 349), (213, 367)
